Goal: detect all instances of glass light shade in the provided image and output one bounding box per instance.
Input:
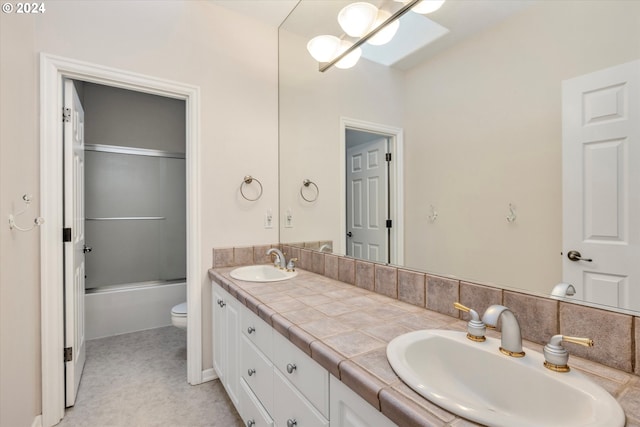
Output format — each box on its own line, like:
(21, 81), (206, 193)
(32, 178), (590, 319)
(412, 0), (445, 14)
(306, 35), (341, 62)
(338, 2), (379, 37)
(367, 10), (400, 46)
(335, 40), (362, 69)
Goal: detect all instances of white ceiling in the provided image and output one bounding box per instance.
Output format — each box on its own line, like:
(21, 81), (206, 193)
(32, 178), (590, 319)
(213, 0), (298, 28)
(215, 0), (536, 70)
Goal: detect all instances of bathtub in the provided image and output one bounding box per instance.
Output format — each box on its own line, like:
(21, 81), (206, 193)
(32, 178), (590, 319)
(85, 280), (186, 340)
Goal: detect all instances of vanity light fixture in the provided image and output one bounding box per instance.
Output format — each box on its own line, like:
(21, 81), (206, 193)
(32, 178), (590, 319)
(338, 2), (379, 37)
(309, 0), (445, 72)
(396, 0), (446, 14)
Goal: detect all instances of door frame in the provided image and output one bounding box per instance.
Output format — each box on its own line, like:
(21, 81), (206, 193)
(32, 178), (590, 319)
(340, 117), (404, 265)
(40, 53), (202, 427)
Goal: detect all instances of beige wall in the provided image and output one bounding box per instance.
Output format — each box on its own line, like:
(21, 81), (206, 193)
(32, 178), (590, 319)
(0, 1), (278, 425)
(279, 29), (405, 248)
(403, 0), (640, 293)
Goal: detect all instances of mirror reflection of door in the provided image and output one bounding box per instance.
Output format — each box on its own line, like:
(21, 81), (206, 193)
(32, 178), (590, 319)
(346, 129), (391, 263)
(562, 59), (640, 311)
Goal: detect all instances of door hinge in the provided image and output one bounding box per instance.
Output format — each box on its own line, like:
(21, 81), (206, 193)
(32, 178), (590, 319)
(64, 347), (73, 362)
(385, 152), (392, 162)
(63, 227), (72, 242)
(62, 107), (71, 123)
(386, 219), (393, 228)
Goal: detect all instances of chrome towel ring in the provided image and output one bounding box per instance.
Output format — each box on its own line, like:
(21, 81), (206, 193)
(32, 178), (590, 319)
(240, 175), (263, 201)
(300, 179), (319, 202)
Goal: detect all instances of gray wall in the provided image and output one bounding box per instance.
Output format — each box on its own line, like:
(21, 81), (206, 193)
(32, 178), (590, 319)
(83, 82), (186, 153)
(83, 83), (186, 289)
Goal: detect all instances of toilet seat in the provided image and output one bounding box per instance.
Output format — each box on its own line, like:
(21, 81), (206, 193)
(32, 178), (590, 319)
(171, 302), (187, 329)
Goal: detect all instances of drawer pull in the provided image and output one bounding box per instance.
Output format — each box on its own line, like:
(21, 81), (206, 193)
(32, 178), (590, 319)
(247, 368), (256, 376)
(247, 326), (256, 334)
(286, 363), (297, 374)
(246, 420), (255, 427)
(287, 419), (298, 427)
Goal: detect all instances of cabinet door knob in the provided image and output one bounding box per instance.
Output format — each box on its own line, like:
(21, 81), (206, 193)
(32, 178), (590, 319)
(220, 301), (226, 308)
(247, 326), (255, 334)
(246, 420), (255, 427)
(286, 363), (297, 374)
(247, 368), (256, 376)
(287, 419), (298, 427)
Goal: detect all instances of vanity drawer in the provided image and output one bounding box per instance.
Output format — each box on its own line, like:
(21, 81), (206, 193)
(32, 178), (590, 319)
(273, 368), (328, 427)
(239, 378), (274, 427)
(241, 334), (274, 414)
(242, 305), (273, 360)
(272, 331), (329, 417)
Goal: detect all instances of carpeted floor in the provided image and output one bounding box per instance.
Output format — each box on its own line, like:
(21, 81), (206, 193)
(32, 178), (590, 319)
(58, 326), (243, 427)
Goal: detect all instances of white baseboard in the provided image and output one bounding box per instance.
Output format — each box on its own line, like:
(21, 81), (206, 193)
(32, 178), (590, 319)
(32, 415), (42, 427)
(202, 368), (218, 382)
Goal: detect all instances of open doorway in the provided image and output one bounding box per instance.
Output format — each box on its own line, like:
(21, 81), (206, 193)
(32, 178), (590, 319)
(40, 54), (202, 427)
(62, 79), (188, 406)
(340, 118), (404, 265)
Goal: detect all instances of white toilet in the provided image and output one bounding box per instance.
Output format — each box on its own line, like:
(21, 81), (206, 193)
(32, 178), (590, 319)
(171, 302), (187, 329)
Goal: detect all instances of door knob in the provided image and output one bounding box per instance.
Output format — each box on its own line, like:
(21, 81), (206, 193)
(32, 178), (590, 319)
(347, 232), (353, 237)
(567, 250), (592, 262)
(83, 245), (92, 253)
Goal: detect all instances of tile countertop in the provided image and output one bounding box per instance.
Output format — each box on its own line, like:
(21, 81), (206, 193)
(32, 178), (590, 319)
(209, 268), (640, 427)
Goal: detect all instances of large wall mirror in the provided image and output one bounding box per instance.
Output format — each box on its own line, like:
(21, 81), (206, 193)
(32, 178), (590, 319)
(278, 0), (640, 314)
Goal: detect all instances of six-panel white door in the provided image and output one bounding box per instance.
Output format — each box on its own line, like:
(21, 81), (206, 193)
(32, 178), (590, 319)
(562, 59), (640, 311)
(63, 79), (87, 406)
(346, 138), (389, 263)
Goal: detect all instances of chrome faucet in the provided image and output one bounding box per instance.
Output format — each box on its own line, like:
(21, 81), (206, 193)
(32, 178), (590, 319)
(481, 305), (525, 357)
(266, 248), (286, 269)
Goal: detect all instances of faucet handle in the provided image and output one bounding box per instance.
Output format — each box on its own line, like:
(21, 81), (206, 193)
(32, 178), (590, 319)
(286, 258), (298, 272)
(454, 302), (486, 342)
(543, 334), (594, 372)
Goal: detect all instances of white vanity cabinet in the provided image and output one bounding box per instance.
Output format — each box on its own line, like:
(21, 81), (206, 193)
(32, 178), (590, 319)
(241, 334), (274, 413)
(272, 331), (329, 418)
(212, 281), (396, 427)
(330, 375), (398, 427)
(212, 285), (241, 408)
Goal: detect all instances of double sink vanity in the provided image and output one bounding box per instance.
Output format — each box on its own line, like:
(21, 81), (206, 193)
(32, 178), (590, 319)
(210, 259), (633, 427)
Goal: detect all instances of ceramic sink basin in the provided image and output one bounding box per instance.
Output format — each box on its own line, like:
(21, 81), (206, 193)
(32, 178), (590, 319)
(229, 265), (297, 282)
(386, 329), (624, 427)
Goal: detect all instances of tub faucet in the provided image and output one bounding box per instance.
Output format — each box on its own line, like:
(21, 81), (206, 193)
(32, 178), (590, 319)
(481, 305), (525, 357)
(266, 248), (286, 269)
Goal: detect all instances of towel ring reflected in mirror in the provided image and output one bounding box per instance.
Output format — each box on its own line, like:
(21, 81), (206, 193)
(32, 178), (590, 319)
(240, 175), (263, 201)
(300, 179), (319, 202)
